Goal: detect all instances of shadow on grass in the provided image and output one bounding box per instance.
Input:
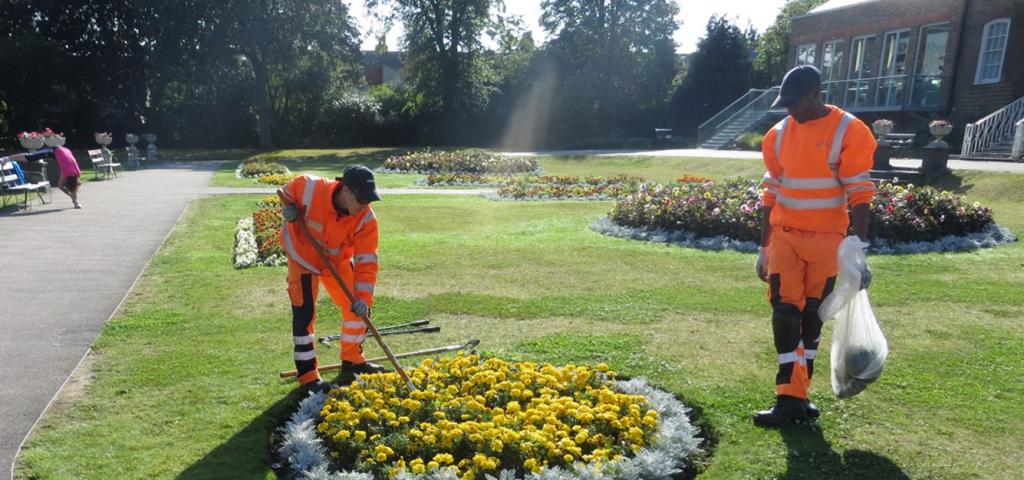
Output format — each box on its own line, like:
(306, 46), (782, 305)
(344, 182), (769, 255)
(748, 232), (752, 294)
(176, 388), (307, 480)
(778, 422), (908, 480)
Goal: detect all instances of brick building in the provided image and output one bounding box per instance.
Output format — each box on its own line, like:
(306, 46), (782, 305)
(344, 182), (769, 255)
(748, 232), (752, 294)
(698, 0), (1023, 159)
(789, 0), (1024, 158)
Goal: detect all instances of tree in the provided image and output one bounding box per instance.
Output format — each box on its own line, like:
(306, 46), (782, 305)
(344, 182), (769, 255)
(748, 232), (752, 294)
(539, 0), (679, 145)
(670, 16), (756, 135)
(370, 0), (501, 125)
(753, 0), (827, 86)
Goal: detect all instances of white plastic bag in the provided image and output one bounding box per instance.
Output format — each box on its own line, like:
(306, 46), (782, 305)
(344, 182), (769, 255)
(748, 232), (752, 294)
(819, 236), (889, 398)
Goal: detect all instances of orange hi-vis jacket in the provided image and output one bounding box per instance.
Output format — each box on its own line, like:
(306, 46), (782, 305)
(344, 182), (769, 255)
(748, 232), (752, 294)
(280, 175), (380, 307)
(761, 106), (877, 234)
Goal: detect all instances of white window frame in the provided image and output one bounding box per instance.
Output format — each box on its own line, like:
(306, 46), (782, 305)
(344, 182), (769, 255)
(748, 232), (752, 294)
(914, 22), (951, 76)
(878, 29), (912, 77)
(796, 43), (818, 67)
(974, 18), (1011, 85)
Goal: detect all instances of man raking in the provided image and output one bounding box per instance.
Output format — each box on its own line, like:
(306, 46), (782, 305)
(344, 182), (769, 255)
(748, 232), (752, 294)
(279, 165), (388, 394)
(754, 65), (876, 427)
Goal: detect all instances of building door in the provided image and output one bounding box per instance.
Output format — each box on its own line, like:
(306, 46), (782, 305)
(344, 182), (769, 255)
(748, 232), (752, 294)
(847, 36), (876, 108)
(878, 30), (910, 107)
(911, 23), (950, 108)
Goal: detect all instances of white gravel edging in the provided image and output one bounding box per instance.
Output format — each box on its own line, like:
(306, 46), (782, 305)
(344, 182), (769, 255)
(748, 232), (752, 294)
(277, 378), (702, 480)
(592, 217), (1018, 254)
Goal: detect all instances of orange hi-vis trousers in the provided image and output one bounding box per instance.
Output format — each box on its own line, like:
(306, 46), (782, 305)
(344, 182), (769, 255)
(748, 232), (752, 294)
(287, 260), (367, 386)
(766, 226), (842, 399)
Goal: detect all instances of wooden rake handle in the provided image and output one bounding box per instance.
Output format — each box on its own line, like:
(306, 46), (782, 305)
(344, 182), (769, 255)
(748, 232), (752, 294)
(277, 189), (417, 391)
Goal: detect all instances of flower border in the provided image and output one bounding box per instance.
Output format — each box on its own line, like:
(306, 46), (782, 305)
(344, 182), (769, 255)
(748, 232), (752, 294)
(276, 377), (702, 480)
(233, 217), (287, 268)
(591, 217), (1018, 254)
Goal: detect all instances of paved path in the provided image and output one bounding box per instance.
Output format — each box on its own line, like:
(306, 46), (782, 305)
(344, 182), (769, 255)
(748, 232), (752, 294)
(0, 162), (219, 480)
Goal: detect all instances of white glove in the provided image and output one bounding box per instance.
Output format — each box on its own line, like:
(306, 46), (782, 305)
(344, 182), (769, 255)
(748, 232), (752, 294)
(756, 247), (768, 283)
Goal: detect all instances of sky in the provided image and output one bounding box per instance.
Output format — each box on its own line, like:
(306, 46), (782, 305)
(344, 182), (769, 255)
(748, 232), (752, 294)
(349, 0), (789, 54)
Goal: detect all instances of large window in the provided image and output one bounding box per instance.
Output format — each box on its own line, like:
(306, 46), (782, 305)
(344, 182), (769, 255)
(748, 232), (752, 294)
(975, 18), (1010, 84)
(878, 30), (910, 106)
(912, 23), (950, 108)
(796, 44), (817, 66)
(821, 39), (845, 104)
(847, 35), (876, 108)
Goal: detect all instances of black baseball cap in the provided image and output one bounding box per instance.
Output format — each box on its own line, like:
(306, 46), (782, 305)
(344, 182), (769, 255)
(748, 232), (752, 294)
(772, 65), (822, 108)
(337, 165), (381, 203)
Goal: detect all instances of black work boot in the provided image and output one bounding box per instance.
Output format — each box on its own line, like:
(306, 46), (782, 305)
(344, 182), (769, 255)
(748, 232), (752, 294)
(805, 400), (820, 418)
(342, 360), (389, 375)
(303, 379), (334, 395)
(754, 395), (809, 427)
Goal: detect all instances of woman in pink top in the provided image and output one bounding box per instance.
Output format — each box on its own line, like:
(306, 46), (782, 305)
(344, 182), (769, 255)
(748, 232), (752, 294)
(8, 141), (84, 208)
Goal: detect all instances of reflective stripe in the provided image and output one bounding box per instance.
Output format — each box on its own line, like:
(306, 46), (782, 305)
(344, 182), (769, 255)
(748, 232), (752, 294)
(762, 172), (781, 186)
(307, 220), (324, 233)
(840, 172), (872, 184)
(804, 349), (818, 360)
(844, 184), (874, 194)
(765, 187), (779, 195)
(355, 282), (374, 294)
(343, 320), (365, 329)
(325, 247), (342, 255)
(294, 334), (314, 345)
(283, 228), (319, 272)
(780, 177), (841, 189)
(828, 113), (855, 170)
(340, 334), (365, 343)
(353, 253), (378, 264)
(355, 210), (376, 233)
(773, 117), (788, 158)
(778, 351), (800, 364)
(777, 194), (845, 210)
(294, 350), (317, 361)
(301, 175), (317, 221)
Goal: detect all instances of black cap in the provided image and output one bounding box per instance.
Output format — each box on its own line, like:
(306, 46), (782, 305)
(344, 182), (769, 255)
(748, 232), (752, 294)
(773, 65), (822, 108)
(336, 165), (381, 202)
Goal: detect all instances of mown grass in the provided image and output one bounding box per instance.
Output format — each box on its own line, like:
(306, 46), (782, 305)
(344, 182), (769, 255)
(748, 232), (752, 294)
(15, 169), (1024, 479)
(209, 148), (422, 189)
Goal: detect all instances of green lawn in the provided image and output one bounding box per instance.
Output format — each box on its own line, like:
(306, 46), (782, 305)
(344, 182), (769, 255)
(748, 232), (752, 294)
(210, 148), (424, 188)
(14, 168), (1024, 479)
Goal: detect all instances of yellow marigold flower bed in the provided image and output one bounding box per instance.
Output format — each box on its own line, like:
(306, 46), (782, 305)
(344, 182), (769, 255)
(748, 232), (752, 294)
(316, 354), (659, 479)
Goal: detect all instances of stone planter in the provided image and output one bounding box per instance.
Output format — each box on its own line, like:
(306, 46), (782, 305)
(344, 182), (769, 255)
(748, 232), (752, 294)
(144, 133), (157, 164)
(18, 134), (44, 151)
(95, 133), (113, 146)
(929, 123), (953, 148)
(43, 134), (66, 148)
(125, 133), (141, 169)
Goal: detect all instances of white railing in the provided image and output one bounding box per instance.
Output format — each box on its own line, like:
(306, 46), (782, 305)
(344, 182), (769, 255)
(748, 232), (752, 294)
(962, 96), (1024, 157)
(697, 87), (779, 146)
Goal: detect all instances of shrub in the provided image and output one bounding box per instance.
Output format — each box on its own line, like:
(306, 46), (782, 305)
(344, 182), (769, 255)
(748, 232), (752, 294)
(735, 132), (764, 151)
(383, 149), (538, 174)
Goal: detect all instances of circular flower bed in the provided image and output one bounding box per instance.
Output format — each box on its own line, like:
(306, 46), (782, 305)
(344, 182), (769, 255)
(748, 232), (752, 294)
(494, 175), (645, 201)
(595, 178), (1016, 253)
(277, 355), (701, 480)
(381, 149), (539, 175)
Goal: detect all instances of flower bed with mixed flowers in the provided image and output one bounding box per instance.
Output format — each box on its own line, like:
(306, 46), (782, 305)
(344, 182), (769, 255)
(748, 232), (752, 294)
(381, 149), (539, 175)
(237, 158), (292, 179)
(277, 354), (701, 480)
(594, 178), (1016, 253)
(256, 173), (302, 186)
(233, 196), (287, 268)
(492, 176), (646, 201)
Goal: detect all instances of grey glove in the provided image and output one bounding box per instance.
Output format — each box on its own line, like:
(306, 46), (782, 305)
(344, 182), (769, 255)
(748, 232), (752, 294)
(351, 299), (369, 318)
(755, 247), (768, 283)
(282, 203), (300, 222)
(860, 263), (872, 290)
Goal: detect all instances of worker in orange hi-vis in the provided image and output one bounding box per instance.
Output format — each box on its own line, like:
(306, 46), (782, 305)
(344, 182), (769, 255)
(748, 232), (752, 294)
(753, 65), (876, 427)
(279, 165), (386, 394)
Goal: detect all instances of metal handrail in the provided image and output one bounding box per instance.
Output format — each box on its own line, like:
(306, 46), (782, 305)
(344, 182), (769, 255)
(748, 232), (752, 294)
(697, 87), (778, 146)
(962, 96), (1024, 157)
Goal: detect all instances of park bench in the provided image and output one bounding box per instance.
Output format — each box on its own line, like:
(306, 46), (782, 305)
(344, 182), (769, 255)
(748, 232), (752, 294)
(1, 158), (51, 209)
(883, 133), (916, 148)
(89, 149), (121, 179)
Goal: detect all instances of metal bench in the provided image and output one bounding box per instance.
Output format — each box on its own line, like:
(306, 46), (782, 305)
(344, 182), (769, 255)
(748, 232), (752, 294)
(89, 149), (121, 179)
(1, 159), (51, 209)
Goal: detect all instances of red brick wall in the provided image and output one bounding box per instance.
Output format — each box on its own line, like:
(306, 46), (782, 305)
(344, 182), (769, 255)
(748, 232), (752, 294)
(949, 0), (1023, 126)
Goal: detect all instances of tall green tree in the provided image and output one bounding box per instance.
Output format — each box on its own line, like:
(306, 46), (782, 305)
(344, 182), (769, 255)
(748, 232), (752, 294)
(670, 16), (756, 135)
(753, 0), (827, 86)
(539, 0), (679, 144)
(370, 0), (501, 125)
